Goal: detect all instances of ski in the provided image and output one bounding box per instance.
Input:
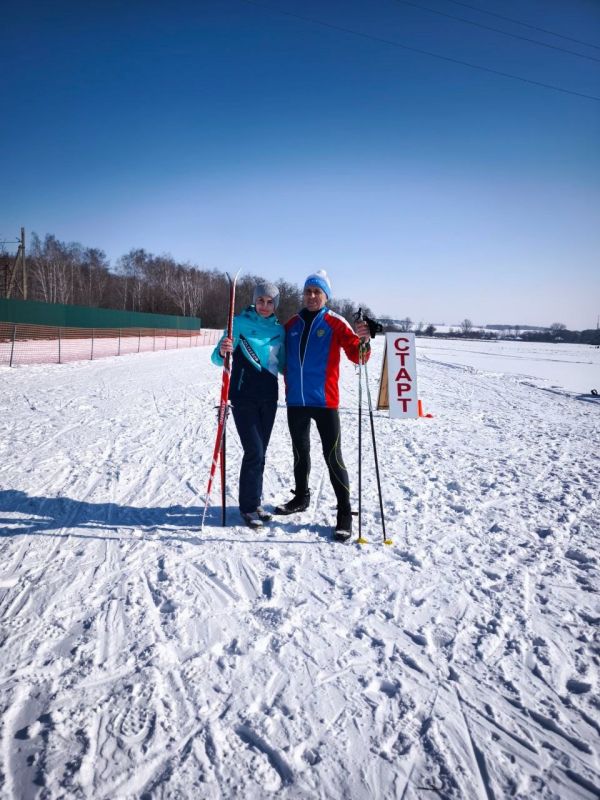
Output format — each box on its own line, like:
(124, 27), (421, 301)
(201, 270), (240, 528)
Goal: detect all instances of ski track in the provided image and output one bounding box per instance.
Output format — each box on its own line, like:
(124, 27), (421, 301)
(0, 342), (599, 799)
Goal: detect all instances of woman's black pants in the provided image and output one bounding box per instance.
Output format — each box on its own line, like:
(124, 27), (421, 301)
(232, 398), (277, 513)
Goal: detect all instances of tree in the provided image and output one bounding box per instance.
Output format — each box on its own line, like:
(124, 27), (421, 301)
(28, 233), (102, 306)
(550, 322), (567, 333)
(276, 279), (302, 323)
(328, 298), (356, 324)
(424, 323), (436, 336)
(21, 232), (386, 327)
(460, 318), (473, 335)
(169, 264), (206, 317)
(397, 317), (413, 332)
(115, 249), (152, 311)
(236, 273), (263, 312)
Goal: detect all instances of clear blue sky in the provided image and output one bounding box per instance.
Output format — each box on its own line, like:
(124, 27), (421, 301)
(2, 0), (599, 328)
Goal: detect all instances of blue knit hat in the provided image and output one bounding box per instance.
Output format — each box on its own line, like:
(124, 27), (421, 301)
(304, 269), (332, 299)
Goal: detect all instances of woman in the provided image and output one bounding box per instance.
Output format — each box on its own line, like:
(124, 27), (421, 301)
(211, 281), (285, 528)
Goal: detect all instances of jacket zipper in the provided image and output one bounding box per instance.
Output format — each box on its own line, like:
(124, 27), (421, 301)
(299, 312), (320, 406)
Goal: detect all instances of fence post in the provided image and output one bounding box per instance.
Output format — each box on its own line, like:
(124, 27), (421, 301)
(91, 328), (95, 360)
(58, 327), (62, 364)
(9, 324), (17, 367)
(118, 329), (121, 356)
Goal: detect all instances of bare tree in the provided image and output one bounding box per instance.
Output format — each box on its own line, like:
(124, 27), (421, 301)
(397, 317), (413, 332)
(200, 272), (231, 328)
(21, 233), (388, 329)
(167, 264), (208, 318)
(236, 273), (264, 312)
(276, 279), (302, 323)
(115, 249), (152, 311)
(75, 247), (110, 307)
(28, 234), (84, 304)
(460, 318), (473, 335)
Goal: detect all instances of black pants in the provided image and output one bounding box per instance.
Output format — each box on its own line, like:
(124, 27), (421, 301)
(232, 398), (277, 513)
(287, 406), (351, 514)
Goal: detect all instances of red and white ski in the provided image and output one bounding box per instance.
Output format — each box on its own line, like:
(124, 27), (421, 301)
(202, 270), (239, 528)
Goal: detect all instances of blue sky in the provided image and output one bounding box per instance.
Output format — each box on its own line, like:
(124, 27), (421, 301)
(2, 0), (599, 328)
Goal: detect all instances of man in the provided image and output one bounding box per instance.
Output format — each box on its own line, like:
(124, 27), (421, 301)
(275, 270), (370, 541)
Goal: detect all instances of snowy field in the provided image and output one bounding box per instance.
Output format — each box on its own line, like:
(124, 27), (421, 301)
(417, 338), (599, 397)
(0, 337), (599, 799)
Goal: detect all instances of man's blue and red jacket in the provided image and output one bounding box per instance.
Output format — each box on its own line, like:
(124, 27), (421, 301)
(284, 307), (370, 409)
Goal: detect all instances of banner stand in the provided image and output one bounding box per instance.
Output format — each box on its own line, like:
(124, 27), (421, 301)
(377, 333), (433, 419)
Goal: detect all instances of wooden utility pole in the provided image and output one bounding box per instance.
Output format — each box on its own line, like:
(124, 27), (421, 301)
(21, 227), (27, 299)
(3, 228), (26, 299)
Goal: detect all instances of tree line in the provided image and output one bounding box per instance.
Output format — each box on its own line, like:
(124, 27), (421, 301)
(9, 233), (596, 344)
(16, 233), (374, 328)
(383, 317), (599, 345)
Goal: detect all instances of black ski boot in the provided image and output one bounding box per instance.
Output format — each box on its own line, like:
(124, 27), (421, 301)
(256, 506), (272, 522)
(274, 490), (311, 515)
(334, 509), (353, 542)
(241, 511), (264, 529)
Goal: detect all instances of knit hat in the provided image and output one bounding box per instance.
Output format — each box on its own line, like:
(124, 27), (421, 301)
(253, 281), (280, 309)
(304, 269), (332, 299)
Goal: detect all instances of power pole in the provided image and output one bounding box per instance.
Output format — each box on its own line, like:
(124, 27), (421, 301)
(21, 227), (27, 299)
(2, 228), (26, 299)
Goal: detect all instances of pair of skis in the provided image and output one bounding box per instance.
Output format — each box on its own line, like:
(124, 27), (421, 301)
(201, 270), (239, 529)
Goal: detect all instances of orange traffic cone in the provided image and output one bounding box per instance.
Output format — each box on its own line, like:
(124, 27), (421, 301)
(418, 399), (433, 418)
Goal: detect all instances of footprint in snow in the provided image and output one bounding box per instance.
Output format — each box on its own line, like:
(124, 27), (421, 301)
(379, 679), (401, 698)
(398, 550), (422, 568)
(566, 678), (592, 695)
(14, 714), (53, 741)
(157, 556), (168, 582)
(117, 704), (155, 744)
(404, 630), (427, 647)
(262, 576), (274, 600)
(565, 548), (596, 567)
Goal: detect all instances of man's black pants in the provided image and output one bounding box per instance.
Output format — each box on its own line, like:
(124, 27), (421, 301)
(287, 406), (351, 514)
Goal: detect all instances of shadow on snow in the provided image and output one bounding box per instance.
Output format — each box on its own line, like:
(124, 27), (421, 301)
(0, 489), (331, 544)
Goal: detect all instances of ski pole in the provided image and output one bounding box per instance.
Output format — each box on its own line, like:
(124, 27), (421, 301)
(221, 420), (227, 526)
(363, 358), (392, 545)
(357, 341), (367, 545)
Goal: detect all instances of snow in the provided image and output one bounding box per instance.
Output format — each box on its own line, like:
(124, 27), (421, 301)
(417, 338), (600, 397)
(1, 336), (599, 799)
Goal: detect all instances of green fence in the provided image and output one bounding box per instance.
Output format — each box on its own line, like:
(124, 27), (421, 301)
(0, 298), (201, 330)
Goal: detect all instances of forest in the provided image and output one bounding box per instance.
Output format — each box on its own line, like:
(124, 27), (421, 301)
(9, 233), (374, 327)
(4, 233), (597, 344)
